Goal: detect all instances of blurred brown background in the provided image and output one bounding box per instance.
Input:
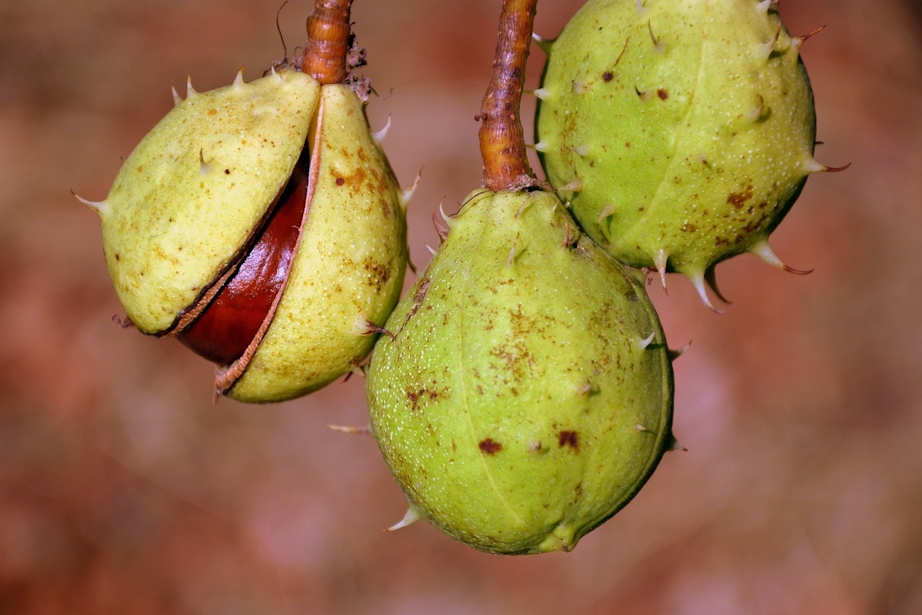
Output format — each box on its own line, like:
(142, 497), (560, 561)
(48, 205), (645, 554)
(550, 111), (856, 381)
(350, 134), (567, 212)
(1, 0), (920, 613)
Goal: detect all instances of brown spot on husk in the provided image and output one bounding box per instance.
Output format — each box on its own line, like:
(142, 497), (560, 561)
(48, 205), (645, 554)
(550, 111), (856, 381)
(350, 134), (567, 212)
(558, 430), (579, 449)
(363, 258), (392, 292)
(405, 381), (446, 412)
(479, 438), (503, 455)
(727, 185), (754, 209)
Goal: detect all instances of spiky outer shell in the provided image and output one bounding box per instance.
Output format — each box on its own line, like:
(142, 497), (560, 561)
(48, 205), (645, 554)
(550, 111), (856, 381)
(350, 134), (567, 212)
(367, 190), (673, 554)
(93, 70), (407, 403)
(222, 84), (408, 403)
(100, 70), (321, 334)
(535, 0), (817, 280)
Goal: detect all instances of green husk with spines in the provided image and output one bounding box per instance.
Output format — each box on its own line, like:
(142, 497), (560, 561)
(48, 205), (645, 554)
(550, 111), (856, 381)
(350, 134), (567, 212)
(367, 189), (674, 554)
(536, 0), (818, 304)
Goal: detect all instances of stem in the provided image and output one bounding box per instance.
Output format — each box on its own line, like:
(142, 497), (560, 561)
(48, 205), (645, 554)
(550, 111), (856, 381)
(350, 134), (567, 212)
(301, 0), (353, 85)
(479, 0), (538, 191)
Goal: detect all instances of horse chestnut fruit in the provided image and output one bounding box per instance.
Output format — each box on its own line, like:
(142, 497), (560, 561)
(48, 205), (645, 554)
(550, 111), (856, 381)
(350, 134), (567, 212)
(535, 0), (838, 307)
(366, 189), (675, 554)
(81, 68), (409, 402)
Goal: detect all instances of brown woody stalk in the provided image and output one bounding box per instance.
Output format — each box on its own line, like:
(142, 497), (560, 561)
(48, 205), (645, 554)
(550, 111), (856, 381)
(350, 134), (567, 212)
(301, 0), (353, 84)
(479, 0), (539, 191)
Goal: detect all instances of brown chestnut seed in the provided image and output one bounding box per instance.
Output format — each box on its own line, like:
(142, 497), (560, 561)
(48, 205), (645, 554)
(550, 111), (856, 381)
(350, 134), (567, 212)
(175, 157), (310, 365)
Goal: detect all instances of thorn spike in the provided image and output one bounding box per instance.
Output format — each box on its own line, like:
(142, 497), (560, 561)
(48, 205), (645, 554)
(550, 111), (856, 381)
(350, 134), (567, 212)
(750, 239), (783, 267)
(198, 148), (212, 176)
(690, 273), (723, 314)
(72, 190), (108, 215)
(745, 94), (765, 123)
(639, 332), (656, 350)
(515, 196), (535, 218)
(796, 25), (826, 46)
(532, 32), (554, 54)
(361, 318), (396, 341)
(749, 240), (812, 274)
(425, 244), (437, 256)
(802, 158), (826, 174)
(326, 423), (371, 435)
(647, 22), (664, 52)
(373, 115), (392, 143)
(233, 67), (245, 89)
(652, 249), (669, 295)
(438, 201), (454, 227)
(185, 75), (197, 98)
(560, 221), (578, 249)
(400, 170), (422, 211)
(560, 177), (583, 192)
(704, 266), (732, 304)
(432, 212), (449, 244)
(758, 23), (783, 59)
(531, 141), (549, 153)
(597, 204), (616, 226)
(530, 88), (550, 101)
(668, 341), (692, 362)
(823, 162), (852, 173)
(385, 504), (423, 532)
(667, 434), (688, 452)
(171, 83), (182, 106)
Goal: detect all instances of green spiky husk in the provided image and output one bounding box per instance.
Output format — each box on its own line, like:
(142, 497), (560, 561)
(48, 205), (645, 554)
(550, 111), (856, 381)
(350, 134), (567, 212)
(99, 70), (320, 334)
(367, 189), (674, 554)
(535, 0), (817, 282)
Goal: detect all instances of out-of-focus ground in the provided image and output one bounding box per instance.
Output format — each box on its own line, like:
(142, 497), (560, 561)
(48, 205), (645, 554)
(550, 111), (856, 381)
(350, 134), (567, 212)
(1, 0), (920, 613)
